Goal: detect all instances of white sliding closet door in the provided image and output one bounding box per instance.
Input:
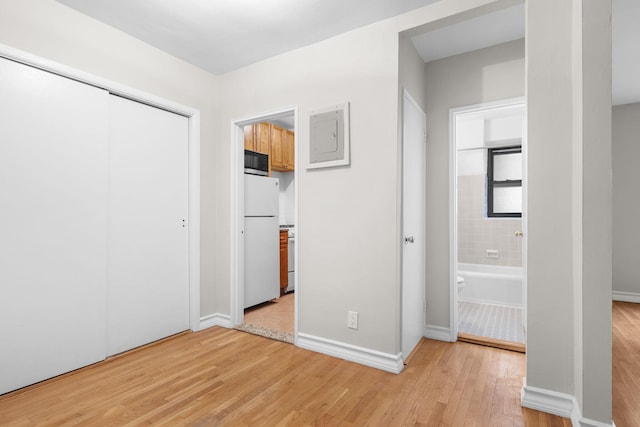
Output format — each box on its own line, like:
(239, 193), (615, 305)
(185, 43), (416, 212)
(107, 95), (189, 356)
(0, 57), (109, 394)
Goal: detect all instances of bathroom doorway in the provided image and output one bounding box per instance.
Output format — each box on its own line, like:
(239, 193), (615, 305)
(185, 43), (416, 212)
(450, 98), (527, 352)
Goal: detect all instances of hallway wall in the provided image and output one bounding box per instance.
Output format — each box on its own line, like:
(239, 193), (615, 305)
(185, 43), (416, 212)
(423, 39), (525, 328)
(613, 102), (640, 299)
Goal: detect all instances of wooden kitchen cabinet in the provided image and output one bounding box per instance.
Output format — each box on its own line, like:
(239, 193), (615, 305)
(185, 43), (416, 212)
(254, 122), (271, 155)
(245, 122), (295, 173)
(243, 123), (270, 155)
(279, 230), (288, 295)
(270, 125), (295, 172)
(270, 124), (284, 170)
(243, 125), (254, 150)
(284, 129), (295, 170)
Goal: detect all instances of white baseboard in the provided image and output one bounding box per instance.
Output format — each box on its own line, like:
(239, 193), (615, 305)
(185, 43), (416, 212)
(199, 313), (232, 330)
(580, 417), (617, 427)
(296, 333), (404, 374)
(612, 291), (640, 303)
(521, 379), (616, 427)
(424, 324), (454, 342)
(521, 382), (577, 419)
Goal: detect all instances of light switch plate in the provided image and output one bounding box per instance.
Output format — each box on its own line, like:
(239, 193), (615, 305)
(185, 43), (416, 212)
(347, 310), (358, 329)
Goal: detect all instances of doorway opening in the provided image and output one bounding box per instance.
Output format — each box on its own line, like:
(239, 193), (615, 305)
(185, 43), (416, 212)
(230, 107), (298, 344)
(450, 99), (527, 352)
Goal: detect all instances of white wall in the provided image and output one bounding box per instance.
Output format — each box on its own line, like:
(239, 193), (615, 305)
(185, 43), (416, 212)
(526, 0), (576, 399)
(423, 39), (525, 328)
(0, 0), (220, 317)
(219, 19), (402, 354)
(579, 2), (612, 420)
(219, 0), (513, 356)
(613, 103), (640, 297)
(524, 0), (612, 424)
(399, 34), (428, 112)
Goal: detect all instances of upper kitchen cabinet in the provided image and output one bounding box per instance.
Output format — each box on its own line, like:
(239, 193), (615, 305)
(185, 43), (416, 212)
(255, 122), (271, 154)
(284, 129), (295, 171)
(245, 122), (295, 172)
(270, 125), (295, 172)
(243, 125), (254, 150)
(244, 122), (270, 155)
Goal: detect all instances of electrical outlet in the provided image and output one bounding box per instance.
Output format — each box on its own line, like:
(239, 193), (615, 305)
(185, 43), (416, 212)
(347, 311), (358, 329)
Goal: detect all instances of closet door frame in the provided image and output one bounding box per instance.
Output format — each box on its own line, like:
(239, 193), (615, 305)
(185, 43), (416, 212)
(0, 44), (201, 333)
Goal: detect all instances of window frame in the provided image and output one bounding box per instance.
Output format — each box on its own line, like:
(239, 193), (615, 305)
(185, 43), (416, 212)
(487, 145), (522, 218)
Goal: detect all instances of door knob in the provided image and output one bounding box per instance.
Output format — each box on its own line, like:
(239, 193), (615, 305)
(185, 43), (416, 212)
(404, 236), (415, 243)
(515, 231), (523, 237)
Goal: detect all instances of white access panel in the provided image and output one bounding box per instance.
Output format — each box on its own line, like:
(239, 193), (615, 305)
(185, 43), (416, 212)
(245, 175), (279, 216)
(0, 57), (109, 394)
(107, 95), (189, 356)
(244, 217), (280, 308)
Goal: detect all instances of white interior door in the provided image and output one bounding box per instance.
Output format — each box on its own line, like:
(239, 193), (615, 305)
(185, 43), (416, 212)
(107, 95), (189, 356)
(521, 116), (528, 334)
(402, 90), (427, 360)
(0, 57), (109, 394)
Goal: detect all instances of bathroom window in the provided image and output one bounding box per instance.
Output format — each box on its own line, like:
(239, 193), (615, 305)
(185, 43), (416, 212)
(487, 145), (522, 218)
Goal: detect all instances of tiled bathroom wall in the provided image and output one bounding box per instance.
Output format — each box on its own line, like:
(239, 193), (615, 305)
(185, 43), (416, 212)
(458, 174), (522, 266)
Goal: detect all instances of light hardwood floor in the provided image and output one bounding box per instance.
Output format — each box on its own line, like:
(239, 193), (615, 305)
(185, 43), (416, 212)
(613, 301), (640, 427)
(0, 302), (635, 426)
(1, 330), (568, 425)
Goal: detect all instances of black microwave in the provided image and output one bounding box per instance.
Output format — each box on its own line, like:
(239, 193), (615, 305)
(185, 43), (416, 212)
(244, 149), (269, 176)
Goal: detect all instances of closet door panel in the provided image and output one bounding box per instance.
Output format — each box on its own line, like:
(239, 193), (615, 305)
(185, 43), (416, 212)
(107, 95), (189, 356)
(0, 57), (109, 394)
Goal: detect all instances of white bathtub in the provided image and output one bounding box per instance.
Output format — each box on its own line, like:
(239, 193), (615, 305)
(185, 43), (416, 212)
(457, 263), (523, 308)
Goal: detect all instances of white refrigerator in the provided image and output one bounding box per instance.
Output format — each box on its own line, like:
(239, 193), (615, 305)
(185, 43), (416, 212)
(244, 174), (280, 308)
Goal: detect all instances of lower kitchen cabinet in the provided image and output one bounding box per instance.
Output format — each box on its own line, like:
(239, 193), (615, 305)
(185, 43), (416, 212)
(280, 230), (289, 295)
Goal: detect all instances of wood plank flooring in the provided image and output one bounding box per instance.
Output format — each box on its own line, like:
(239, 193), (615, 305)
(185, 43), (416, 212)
(613, 301), (640, 427)
(458, 332), (526, 353)
(0, 326), (572, 426)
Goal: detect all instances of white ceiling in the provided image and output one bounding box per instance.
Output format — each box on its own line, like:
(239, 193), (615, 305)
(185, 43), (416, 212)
(55, 0), (639, 105)
(55, 0), (438, 75)
(410, 0), (640, 106)
(410, 4), (525, 64)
